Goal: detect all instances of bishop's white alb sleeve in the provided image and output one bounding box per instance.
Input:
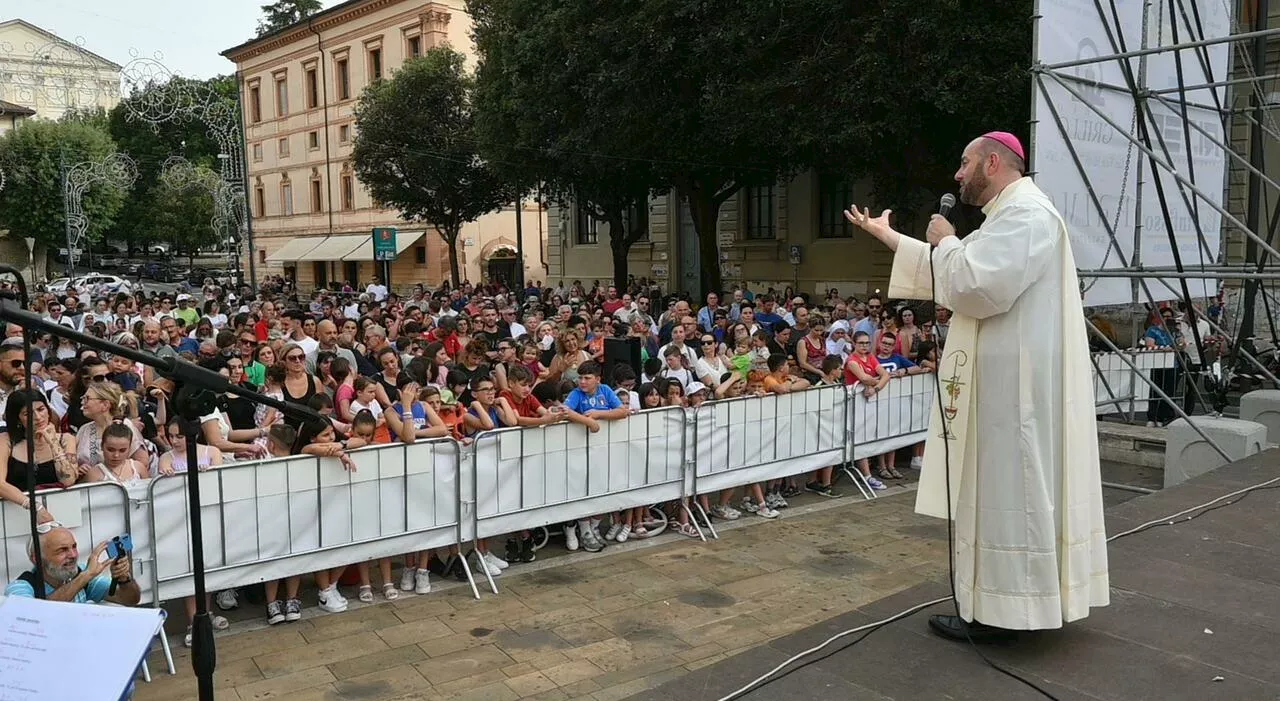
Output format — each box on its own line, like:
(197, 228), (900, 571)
(933, 204), (1061, 320)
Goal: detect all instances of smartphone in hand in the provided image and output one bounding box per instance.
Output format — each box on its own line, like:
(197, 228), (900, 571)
(105, 534), (133, 560)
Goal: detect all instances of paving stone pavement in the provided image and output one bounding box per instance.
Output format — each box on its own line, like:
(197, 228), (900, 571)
(134, 487), (950, 701)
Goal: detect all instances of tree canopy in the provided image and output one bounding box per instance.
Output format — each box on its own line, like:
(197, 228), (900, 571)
(0, 119), (127, 255)
(352, 47), (512, 286)
(256, 0), (323, 37)
(107, 74), (237, 254)
(468, 0), (1031, 294)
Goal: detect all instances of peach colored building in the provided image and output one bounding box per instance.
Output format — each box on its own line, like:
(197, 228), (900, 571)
(221, 0), (545, 292)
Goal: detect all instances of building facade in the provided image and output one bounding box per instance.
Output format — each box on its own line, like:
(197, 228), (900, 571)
(0, 19), (121, 122)
(0, 99), (35, 135)
(221, 0), (545, 293)
(547, 173), (908, 299)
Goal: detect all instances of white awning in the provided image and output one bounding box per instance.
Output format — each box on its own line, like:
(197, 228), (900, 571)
(342, 230), (425, 261)
(265, 237), (324, 262)
(295, 234), (370, 261)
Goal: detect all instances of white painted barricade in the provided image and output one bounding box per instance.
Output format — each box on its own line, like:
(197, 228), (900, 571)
(1092, 350), (1177, 415)
(148, 439), (461, 602)
(471, 407), (687, 539)
(848, 375), (933, 461)
(692, 385), (847, 493)
(1, 483), (133, 598)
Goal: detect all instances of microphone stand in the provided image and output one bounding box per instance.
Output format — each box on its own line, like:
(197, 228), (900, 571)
(0, 272), (327, 701)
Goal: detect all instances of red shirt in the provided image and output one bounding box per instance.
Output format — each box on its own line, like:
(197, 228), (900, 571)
(501, 390), (543, 419)
(844, 353), (881, 386)
(602, 299), (625, 315)
(254, 319), (269, 341)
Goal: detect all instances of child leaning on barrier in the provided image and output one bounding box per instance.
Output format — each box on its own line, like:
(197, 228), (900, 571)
(462, 374), (519, 577)
(263, 424), (304, 625)
(561, 361), (629, 553)
(496, 366), (547, 562)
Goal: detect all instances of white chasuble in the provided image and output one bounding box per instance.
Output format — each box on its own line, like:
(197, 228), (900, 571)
(889, 177), (1109, 630)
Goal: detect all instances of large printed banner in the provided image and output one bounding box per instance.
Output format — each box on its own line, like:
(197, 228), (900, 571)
(1035, 0), (1233, 306)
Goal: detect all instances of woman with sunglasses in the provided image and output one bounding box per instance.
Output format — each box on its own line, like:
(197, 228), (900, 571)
(279, 342), (322, 421)
(0, 390), (79, 519)
(75, 381), (151, 471)
(63, 356), (109, 432)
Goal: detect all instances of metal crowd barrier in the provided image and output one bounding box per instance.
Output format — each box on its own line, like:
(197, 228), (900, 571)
(146, 438), (464, 603)
(471, 406), (688, 540)
(4, 377), (936, 606)
(1, 482), (132, 593)
(1092, 350), (1179, 417)
(691, 385), (850, 495)
(848, 374), (934, 462)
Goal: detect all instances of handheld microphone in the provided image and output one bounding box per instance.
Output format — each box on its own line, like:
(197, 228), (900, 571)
(938, 193), (956, 219)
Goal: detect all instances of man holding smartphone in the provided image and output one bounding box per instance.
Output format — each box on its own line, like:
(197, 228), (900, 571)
(4, 524), (141, 606)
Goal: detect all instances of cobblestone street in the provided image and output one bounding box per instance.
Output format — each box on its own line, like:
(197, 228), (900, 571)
(136, 486), (950, 701)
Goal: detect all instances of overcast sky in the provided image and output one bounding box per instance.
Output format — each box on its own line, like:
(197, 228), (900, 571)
(7, 0), (335, 79)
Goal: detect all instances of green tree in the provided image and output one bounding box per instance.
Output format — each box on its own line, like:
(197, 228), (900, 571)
(256, 0), (323, 37)
(471, 0), (666, 290)
(0, 120), (127, 268)
(467, 0), (1031, 295)
(352, 47), (512, 286)
(107, 75), (236, 254)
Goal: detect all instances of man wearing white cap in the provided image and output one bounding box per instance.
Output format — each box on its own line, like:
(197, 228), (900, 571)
(846, 131), (1109, 642)
(174, 294), (199, 328)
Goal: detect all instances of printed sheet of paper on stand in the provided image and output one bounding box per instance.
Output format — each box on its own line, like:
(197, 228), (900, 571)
(0, 595), (164, 701)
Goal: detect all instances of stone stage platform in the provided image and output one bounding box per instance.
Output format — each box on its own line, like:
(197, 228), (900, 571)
(629, 449), (1280, 701)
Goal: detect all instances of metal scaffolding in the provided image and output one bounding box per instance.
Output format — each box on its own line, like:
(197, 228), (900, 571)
(1031, 0), (1280, 419)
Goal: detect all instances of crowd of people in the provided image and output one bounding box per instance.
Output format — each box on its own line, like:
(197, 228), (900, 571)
(1, 273), (947, 639)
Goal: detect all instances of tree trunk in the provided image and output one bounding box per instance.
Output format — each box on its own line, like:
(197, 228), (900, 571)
(610, 235), (630, 292)
(441, 227), (462, 287)
(682, 186), (729, 296)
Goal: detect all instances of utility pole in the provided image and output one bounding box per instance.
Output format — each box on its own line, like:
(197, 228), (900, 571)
(60, 149), (73, 278)
(514, 195), (525, 293)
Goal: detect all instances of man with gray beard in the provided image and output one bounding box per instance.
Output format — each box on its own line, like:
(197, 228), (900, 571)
(5, 525), (140, 605)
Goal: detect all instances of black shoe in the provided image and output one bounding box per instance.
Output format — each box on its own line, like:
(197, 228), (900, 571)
(447, 555), (469, 581)
(425, 555), (449, 577)
(505, 538), (521, 563)
(519, 537), (537, 563)
(927, 615), (1017, 644)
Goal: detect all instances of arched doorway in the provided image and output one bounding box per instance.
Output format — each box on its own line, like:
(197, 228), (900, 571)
(485, 247), (518, 287)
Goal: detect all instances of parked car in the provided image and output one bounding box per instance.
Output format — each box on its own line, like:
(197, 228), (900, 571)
(146, 242), (171, 256)
(46, 277), (74, 295)
(79, 274), (132, 295)
(94, 253), (123, 269)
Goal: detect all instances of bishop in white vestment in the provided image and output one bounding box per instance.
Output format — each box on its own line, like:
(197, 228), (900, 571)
(847, 132), (1109, 641)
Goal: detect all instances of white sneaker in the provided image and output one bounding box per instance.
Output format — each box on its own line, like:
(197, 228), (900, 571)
(215, 589), (238, 611)
(471, 551), (502, 577)
(318, 586), (347, 613)
(414, 568), (432, 594)
(756, 506), (780, 519)
(399, 567), (415, 592)
(605, 523), (623, 541)
(484, 551), (510, 570)
(910, 456), (923, 469)
(564, 524), (580, 551)
(617, 524), (632, 542)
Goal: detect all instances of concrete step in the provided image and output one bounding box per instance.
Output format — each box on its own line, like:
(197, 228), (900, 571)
(1098, 420), (1167, 469)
